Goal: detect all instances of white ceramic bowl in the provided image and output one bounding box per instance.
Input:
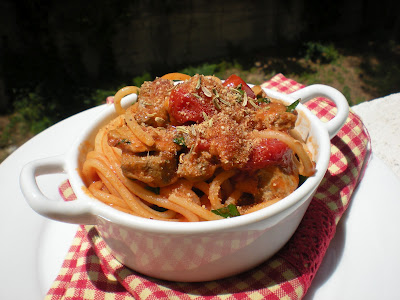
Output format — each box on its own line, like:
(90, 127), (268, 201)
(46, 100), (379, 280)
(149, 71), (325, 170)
(20, 84), (349, 282)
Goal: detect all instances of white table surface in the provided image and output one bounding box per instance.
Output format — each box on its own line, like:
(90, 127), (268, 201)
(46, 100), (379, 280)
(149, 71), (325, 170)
(351, 93), (400, 179)
(1, 93), (399, 299)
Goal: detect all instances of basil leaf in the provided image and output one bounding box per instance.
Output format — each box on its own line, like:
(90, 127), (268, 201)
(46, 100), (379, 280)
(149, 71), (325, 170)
(257, 96), (271, 104)
(286, 99), (300, 112)
(212, 204), (241, 218)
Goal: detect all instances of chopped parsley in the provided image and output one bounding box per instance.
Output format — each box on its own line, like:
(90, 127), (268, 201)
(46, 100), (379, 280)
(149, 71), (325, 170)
(212, 204), (241, 218)
(232, 84), (245, 103)
(286, 99), (300, 112)
(173, 136), (186, 147)
(236, 84), (244, 94)
(117, 139), (131, 145)
(257, 96), (271, 104)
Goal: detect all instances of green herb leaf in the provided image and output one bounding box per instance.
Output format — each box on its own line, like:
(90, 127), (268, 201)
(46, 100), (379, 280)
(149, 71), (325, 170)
(117, 139), (131, 145)
(212, 204), (241, 218)
(257, 96), (271, 104)
(236, 84), (244, 95)
(173, 136), (186, 147)
(286, 99), (300, 112)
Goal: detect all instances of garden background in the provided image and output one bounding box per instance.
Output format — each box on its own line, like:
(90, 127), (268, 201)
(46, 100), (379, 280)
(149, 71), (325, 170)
(0, 0), (399, 161)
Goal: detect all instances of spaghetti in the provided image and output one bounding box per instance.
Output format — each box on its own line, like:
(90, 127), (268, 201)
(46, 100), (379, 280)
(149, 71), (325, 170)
(81, 74), (315, 221)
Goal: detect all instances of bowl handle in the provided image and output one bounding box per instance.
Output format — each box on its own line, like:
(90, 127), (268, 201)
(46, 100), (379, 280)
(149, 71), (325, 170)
(19, 155), (96, 225)
(289, 84), (349, 139)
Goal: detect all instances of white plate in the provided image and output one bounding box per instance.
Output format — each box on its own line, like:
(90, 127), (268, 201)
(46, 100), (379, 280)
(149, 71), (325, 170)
(1, 106), (399, 299)
(304, 153), (400, 300)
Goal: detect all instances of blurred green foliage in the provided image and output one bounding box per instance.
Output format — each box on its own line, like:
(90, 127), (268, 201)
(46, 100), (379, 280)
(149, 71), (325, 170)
(179, 63), (219, 76)
(302, 41), (340, 64)
(2, 38), (399, 151)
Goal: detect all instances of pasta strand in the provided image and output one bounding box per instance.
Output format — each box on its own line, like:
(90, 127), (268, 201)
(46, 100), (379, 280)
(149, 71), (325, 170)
(209, 170), (237, 210)
(114, 86), (139, 115)
(161, 73), (191, 81)
(252, 130), (315, 177)
(125, 111), (155, 147)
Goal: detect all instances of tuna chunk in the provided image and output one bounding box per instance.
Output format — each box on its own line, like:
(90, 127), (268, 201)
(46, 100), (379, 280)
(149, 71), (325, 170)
(134, 78), (174, 127)
(121, 151), (178, 187)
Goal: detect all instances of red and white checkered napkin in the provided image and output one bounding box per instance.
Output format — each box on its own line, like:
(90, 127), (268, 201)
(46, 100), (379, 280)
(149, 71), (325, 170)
(47, 74), (370, 300)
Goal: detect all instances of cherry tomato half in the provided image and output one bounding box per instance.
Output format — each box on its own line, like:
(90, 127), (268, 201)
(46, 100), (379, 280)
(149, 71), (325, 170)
(168, 83), (216, 125)
(244, 139), (291, 170)
(222, 74), (256, 99)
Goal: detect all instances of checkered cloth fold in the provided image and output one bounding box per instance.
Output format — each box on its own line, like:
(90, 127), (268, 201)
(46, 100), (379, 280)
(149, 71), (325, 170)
(46, 74), (370, 300)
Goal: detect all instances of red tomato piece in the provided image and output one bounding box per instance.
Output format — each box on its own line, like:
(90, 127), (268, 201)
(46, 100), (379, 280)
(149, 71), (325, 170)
(244, 139), (291, 170)
(222, 74), (256, 99)
(195, 138), (211, 152)
(168, 84), (216, 125)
